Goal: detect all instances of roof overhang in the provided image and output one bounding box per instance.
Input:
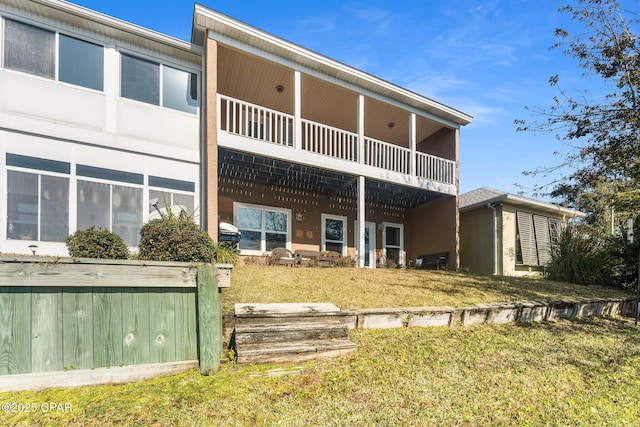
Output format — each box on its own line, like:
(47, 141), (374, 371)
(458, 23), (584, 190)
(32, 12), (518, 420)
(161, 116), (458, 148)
(460, 193), (586, 218)
(192, 4), (472, 127)
(2, 0), (201, 65)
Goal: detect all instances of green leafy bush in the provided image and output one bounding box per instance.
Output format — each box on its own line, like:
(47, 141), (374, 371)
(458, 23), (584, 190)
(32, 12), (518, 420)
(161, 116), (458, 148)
(66, 227), (129, 259)
(138, 217), (216, 262)
(214, 243), (239, 265)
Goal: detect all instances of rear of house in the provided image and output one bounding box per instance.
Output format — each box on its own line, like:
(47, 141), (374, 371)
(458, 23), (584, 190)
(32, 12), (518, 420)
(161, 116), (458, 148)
(193, 6), (472, 268)
(459, 187), (584, 276)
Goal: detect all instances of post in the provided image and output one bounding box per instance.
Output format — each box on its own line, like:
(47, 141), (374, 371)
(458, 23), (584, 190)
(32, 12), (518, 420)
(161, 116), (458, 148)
(636, 248), (639, 326)
(197, 265), (221, 374)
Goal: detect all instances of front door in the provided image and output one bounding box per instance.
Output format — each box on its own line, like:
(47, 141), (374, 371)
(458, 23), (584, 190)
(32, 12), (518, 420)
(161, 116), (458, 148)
(355, 221), (376, 268)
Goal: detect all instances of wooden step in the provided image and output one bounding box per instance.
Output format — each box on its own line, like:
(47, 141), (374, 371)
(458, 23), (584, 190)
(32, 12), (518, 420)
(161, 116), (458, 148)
(235, 322), (349, 344)
(236, 339), (357, 364)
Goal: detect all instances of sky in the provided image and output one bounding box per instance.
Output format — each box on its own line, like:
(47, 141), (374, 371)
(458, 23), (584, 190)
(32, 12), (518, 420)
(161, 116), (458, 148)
(71, 0), (595, 199)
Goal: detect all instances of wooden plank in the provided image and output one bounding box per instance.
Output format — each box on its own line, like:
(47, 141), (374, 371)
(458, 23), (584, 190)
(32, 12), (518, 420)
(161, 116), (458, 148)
(62, 288), (94, 369)
(0, 262), (198, 288)
(174, 287), (197, 361)
(0, 287), (32, 374)
(92, 288), (123, 368)
(121, 288), (151, 366)
(197, 265), (221, 375)
(31, 287), (63, 373)
(149, 288), (176, 363)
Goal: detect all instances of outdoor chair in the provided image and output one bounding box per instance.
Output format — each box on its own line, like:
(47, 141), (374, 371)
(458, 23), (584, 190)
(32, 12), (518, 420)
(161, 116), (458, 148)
(270, 247), (295, 267)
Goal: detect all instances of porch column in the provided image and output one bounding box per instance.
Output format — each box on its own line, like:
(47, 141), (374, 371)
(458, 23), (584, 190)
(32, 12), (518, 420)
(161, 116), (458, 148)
(410, 113), (416, 176)
(205, 37), (218, 240)
(357, 94), (365, 164)
(357, 175), (366, 268)
(294, 71), (302, 150)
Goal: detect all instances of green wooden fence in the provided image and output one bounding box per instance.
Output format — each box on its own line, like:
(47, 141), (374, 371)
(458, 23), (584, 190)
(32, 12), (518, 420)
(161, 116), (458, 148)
(0, 257), (222, 377)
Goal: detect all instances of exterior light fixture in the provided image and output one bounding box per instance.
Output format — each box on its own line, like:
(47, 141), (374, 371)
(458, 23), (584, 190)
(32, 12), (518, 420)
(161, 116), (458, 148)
(28, 244), (38, 255)
(276, 85), (284, 93)
(388, 122), (395, 129)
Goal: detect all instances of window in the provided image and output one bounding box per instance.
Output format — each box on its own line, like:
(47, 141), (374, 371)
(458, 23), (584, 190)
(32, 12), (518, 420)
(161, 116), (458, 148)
(3, 18), (103, 90)
(235, 203), (290, 254)
(6, 154), (70, 242)
(322, 214), (347, 255)
(516, 211), (562, 266)
(77, 165), (143, 246)
(120, 53), (198, 113)
(383, 222), (404, 267)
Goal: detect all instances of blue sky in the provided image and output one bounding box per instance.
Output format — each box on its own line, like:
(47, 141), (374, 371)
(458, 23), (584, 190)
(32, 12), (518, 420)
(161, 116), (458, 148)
(72, 0), (590, 198)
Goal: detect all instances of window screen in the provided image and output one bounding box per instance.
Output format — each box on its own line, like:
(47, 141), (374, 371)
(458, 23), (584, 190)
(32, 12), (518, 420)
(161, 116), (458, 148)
(4, 19), (55, 79)
(121, 53), (160, 105)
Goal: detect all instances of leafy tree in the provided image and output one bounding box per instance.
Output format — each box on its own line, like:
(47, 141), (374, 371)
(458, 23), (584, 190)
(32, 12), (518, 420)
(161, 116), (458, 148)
(515, 0), (640, 213)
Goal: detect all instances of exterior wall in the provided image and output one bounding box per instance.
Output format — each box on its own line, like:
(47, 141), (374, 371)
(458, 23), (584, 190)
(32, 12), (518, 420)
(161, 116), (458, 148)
(406, 195), (458, 270)
(500, 204), (519, 276)
(205, 38), (218, 240)
(0, 5), (201, 256)
(459, 207), (494, 274)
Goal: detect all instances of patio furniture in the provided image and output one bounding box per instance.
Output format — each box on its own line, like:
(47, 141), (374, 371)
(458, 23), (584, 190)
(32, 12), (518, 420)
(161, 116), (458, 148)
(294, 249), (321, 266)
(415, 252), (449, 270)
(271, 247), (295, 267)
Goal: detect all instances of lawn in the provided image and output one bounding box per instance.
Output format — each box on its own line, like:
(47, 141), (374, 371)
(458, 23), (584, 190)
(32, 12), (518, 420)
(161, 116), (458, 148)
(2, 317), (639, 426)
(1, 266), (638, 426)
(221, 265), (633, 313)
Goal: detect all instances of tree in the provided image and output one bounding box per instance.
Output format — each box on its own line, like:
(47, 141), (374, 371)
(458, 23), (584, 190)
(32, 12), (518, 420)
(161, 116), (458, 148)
(515, 0), (640, 214)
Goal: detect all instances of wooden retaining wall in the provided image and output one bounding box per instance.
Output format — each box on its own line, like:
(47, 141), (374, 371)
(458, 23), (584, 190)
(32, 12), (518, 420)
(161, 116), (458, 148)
(0, 257), (228, 391)
(351, 298), (637, 329)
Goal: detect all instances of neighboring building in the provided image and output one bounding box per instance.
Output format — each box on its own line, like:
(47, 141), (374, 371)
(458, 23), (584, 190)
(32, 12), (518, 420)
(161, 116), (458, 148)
(193, 5), (472, 268)
(0, 0), (201, 256)
(0, 1), (472, 267)
(459, 187), (584, 276)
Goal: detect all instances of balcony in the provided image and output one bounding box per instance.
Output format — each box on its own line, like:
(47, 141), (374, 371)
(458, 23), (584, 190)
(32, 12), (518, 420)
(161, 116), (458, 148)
(217, 95), (456, 192)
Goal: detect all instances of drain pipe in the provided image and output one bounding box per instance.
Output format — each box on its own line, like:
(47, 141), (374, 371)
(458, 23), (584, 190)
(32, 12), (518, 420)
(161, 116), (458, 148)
(487, 203), (497, 275)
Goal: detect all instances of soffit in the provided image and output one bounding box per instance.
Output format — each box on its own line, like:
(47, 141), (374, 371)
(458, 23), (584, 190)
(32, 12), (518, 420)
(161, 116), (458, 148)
(2, 0), (201, 65)
(194, 5), (472, 127)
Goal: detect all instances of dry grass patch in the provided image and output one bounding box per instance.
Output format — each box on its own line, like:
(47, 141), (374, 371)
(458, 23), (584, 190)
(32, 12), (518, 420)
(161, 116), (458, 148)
(222, 265), (632, 313)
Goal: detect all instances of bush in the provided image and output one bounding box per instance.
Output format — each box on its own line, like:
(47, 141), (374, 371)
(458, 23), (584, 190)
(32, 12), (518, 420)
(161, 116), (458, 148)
(214, 244), (239, 264)
(66, 227), (129, 259)
(599, 234), (640, 290)
(546, 225), (603, 286)
(138, 217), (216, 263)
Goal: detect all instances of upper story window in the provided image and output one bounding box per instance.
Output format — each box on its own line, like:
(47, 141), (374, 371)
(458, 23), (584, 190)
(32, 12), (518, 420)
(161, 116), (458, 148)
(120, 53), (198, 114)
(3, 18), (104, 91)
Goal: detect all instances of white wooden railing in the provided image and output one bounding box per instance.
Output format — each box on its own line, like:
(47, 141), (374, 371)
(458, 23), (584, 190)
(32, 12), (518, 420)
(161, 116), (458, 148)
(416, 151), (455, 184)
(364, 137), (410, 174)
(219, 95), (293, 146)
(217, 95), (455, 185)
(301, 119), (358, 162)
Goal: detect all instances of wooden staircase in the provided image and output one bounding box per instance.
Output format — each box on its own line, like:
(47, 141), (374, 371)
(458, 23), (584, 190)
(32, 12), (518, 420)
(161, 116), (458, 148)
(232, 303), (357, 364)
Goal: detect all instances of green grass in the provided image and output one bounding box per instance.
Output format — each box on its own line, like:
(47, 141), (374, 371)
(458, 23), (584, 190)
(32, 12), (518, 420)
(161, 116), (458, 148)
(222, 265), (632, 313)
(2, 317), (639, 426)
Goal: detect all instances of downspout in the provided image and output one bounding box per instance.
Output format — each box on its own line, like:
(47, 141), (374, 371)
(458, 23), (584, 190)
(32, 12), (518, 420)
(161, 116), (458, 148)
(487, 203), (497, 275)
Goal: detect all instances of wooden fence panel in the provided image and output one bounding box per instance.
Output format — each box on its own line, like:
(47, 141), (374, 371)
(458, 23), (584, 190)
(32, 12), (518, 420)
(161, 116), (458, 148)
(92, 288), (124, 368)
(0, 287), (32, 375)
(62, 288), (94, 369)
(174, 287), (197, 361)
(149, 288), (176, 363)
(122, 288), (151, 366)
(31, 287), (63, 373)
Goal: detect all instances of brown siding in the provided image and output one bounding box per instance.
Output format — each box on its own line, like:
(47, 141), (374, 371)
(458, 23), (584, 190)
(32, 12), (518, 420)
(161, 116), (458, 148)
(460, 208), (494, 274)
(416, 128), (456, 161)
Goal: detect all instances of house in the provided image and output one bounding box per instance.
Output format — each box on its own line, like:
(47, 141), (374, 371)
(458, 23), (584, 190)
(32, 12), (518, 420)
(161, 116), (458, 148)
(0, 0), (201, 256)
(459, 187), (584, 276)
(192, 5), (472, 268)
(0, 1), (472, 269)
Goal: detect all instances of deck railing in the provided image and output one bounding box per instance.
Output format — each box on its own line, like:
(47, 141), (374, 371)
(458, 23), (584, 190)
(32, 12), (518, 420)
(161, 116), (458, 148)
(218, 95), (455, 185)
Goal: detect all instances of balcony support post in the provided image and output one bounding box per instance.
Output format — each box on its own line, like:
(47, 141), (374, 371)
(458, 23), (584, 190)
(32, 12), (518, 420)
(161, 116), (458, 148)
(357, 94), (365, 164)
(410, 113), (417, 177)
(357, 175), (366, 268)
(294, 70), (302, 150)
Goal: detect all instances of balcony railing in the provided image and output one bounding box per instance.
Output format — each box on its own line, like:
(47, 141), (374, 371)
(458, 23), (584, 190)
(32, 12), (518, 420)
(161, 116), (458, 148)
(218, 95), (455, 186)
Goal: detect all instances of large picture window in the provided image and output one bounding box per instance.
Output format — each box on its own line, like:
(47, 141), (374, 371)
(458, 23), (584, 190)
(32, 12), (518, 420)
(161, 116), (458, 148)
(3, 18), (103, 90)
(235, 203), (290, 254)
(121, 53), (198, 113)
(322, 214), (347, 255)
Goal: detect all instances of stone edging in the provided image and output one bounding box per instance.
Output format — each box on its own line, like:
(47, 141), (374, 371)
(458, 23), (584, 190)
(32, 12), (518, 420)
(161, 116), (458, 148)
(349, 297), (637, 329)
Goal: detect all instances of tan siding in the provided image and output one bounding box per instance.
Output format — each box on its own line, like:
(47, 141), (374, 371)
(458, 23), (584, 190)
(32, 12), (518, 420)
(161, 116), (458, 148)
(206, 38), (219, 240)
(460, 208), (494, 274)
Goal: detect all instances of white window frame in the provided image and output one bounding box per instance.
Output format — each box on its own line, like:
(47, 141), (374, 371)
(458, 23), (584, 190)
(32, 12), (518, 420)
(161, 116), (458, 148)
(322, 213), (347, 256)
(382, 222), (404, 267)
(233, 202), (291, 255)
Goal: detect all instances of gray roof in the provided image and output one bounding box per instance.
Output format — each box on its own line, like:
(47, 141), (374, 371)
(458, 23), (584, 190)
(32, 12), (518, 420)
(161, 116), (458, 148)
(459, 187), (585, 218)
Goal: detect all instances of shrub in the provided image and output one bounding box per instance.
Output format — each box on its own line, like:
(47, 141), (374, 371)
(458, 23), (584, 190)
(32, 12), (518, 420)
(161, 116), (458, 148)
(138, 217), (216, 263)
(214, 243), (239, 264)
(546, 225), (603, 286)
(66, 227), (129, 259)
